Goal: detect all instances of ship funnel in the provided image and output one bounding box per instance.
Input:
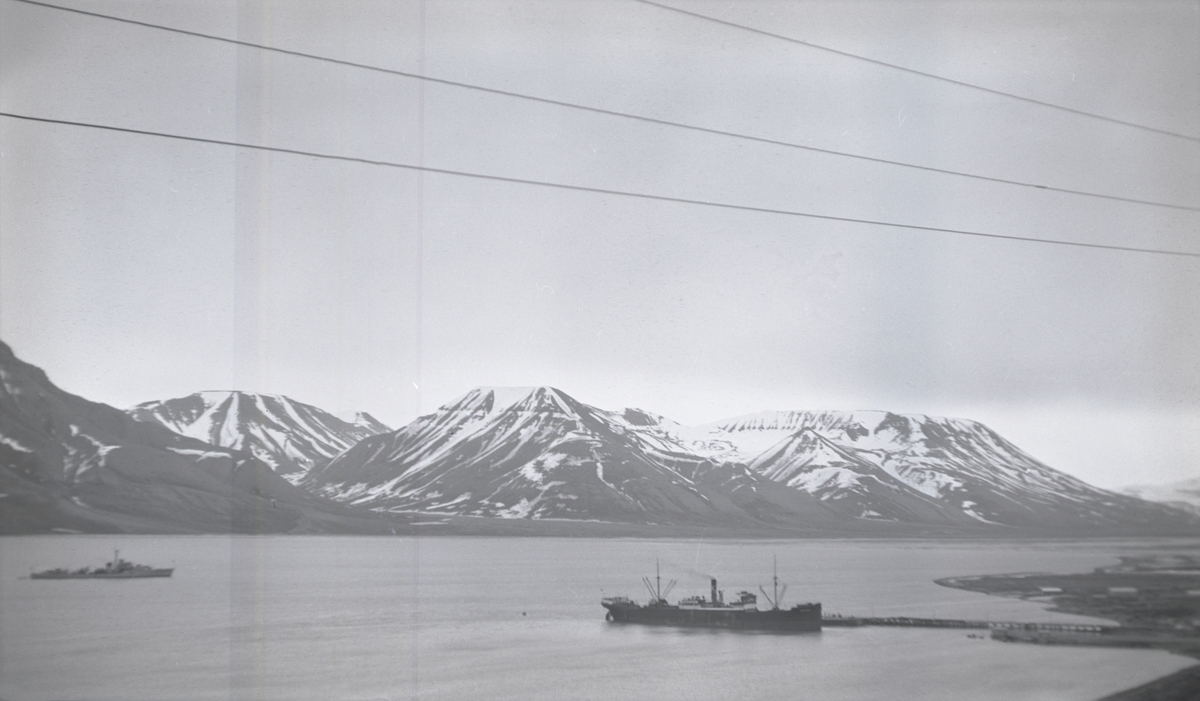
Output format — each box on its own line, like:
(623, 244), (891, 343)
(711, 578), (717, 604)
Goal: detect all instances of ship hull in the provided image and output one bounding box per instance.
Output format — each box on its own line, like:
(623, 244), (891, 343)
(603, 602), (821, 632)
(31, 569), (173, 580)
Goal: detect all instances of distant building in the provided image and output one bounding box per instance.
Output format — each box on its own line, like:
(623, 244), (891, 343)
(1038, 587), (1063, 593)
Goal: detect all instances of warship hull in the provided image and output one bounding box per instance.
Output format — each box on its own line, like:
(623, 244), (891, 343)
(31, 569), (173, 580)
(30, 550), (173, 580)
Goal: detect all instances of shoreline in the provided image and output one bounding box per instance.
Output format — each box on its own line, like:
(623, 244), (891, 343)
(1097, 664), (1200, 701)
(936, 554), (1200, 700)
(8, 512), (1200, 540)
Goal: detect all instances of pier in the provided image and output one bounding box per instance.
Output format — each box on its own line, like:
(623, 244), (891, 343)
(823, 615), (1200, 657)
(822, 615), (1111, 633)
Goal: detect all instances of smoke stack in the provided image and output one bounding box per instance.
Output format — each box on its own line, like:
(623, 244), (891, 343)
(711, 578), (717, 604)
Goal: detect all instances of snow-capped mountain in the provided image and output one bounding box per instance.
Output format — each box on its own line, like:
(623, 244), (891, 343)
(302, 387), (843, 528)
(129, 392), (391, 483)
(1123, 477), (1200, 514)
(0, 342), (321, 534)
(4, 346), (1194, 537)
(334, 410), (393, 436)
(726, 410), (1187, 531)
(304, 389), (1198, 534)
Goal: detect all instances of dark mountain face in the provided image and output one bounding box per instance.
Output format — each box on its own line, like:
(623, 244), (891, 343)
(0, 342), (359, 534)
(302, 387), (848, 529)
(129, 392), (391, 483)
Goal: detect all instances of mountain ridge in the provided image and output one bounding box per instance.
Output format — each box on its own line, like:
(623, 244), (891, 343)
(0, 342), (425, 535)
(0, 343), (307, 533)
(302, 387), (850, 529)
(3, 345), (1195, 537)
(129, 391), (392, 483)
(302, 386), (1199, 535)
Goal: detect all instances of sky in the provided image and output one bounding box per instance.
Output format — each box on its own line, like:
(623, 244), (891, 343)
(1, 0), (1198, 490)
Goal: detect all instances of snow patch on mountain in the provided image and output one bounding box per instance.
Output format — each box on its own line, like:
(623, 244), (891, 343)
(167, 447), (229, 459)
(0, 433), (32, 453)
(333, 410), (392, 434)
(0, 367), (23, 396)
(63, 424), (121, 479)
(519, 463), (547, 485)
(480, 386), (542, 413)
(785, 466), (863, 493)
(961, 501), (1003, 524)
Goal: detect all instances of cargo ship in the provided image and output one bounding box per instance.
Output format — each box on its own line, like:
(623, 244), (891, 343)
(601, 558), (821, 632)
(30, 550), (173, 579)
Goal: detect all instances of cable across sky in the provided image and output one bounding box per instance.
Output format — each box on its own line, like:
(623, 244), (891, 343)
(634, 0), (1200, 144)
(4, 111), (1196, 260)
(7, 0), (1198, 213)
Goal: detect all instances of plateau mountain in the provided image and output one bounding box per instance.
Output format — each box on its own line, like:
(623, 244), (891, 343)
(718, 410), (1183, 532)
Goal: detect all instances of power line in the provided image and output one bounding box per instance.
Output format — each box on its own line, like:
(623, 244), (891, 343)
(634, 0), (1200, 145)
(3, 111), (1197, 260)
(8, 0), (1198, 213)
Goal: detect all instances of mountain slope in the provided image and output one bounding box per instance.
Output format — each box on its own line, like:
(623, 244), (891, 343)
(5, 347), (1193, 538)
(129, 392), (391, 483)
(307, 391), (1197, 535)
(0, 342), (401, 535)
(1123, 477), (1200, 515)
(302, 387), (846, 529)
(303, 387), (1198, 535)
(749, 427), (953, 523)
(731, 410), (1195, 532)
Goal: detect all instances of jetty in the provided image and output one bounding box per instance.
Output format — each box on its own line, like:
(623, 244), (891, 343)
(822, 615), (1200, 657)
(822, 615), (1110, 633)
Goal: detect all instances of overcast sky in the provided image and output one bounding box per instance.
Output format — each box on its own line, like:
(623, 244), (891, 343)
(2, 0), (1198, 490)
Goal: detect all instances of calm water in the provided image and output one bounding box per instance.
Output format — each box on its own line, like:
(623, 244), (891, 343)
(1, 536), (1197, 701)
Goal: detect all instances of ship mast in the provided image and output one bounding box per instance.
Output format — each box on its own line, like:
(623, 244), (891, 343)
(773, 555), (778, 611)
(759, 556), (787, 610)
(640, 558), (676, 604)
(642, 559), (662, 602)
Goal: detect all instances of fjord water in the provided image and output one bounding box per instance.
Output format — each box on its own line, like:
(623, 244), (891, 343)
(2, 536), (1195, 701)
